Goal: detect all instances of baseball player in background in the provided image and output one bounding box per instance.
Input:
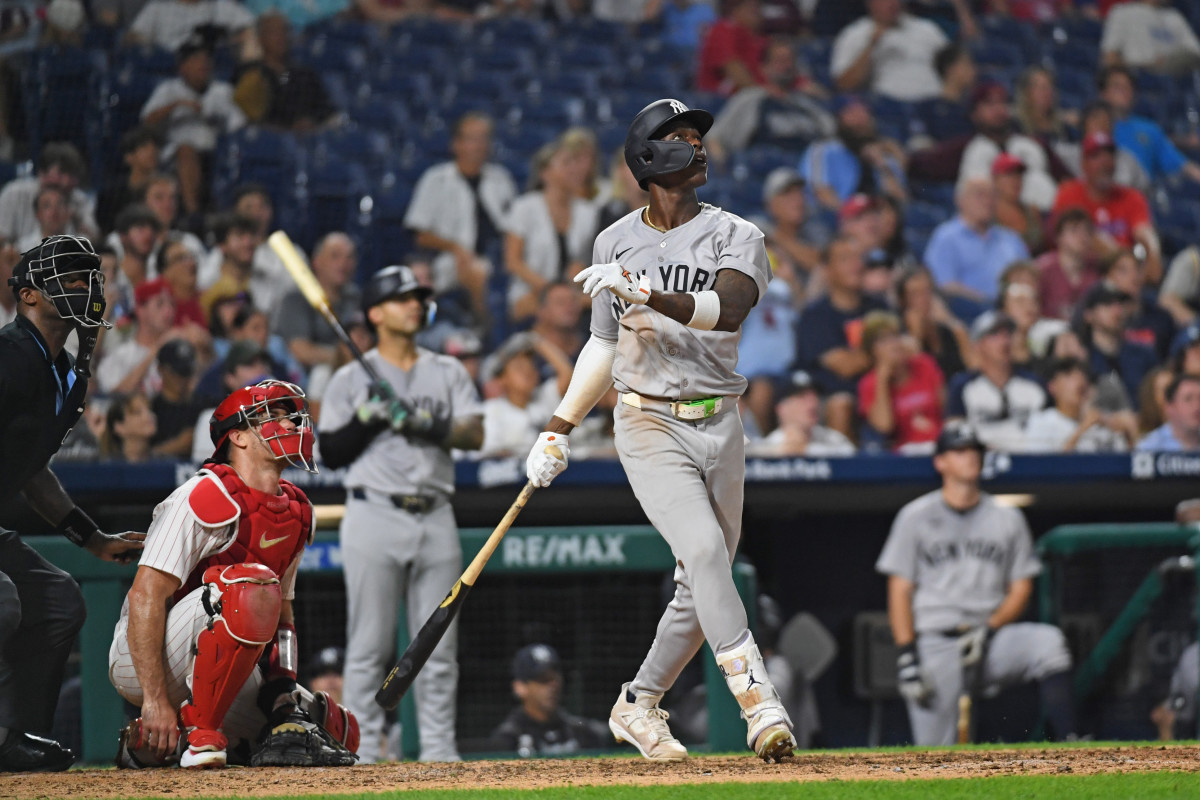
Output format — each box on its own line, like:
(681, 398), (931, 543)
(109, 380), (358, 769)
(524, 98), (797, 763)
(876, 421), (1077, 745)
(319, 265), (484, 763)
(0, 235), (144, 772)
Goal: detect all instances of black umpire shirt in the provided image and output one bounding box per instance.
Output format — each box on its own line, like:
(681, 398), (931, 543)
(0, 315), (87, 506)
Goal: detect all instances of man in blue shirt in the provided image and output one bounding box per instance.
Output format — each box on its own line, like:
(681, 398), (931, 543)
(924, 176), (1029, 307)
(1101, 66), (1200, 185)
(1138, 374), (1200, 451)
(799, 95), (907, 214)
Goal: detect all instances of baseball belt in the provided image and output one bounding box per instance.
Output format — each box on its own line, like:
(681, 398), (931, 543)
(620, 392), (725, 421)
(349, 487), (439, 515)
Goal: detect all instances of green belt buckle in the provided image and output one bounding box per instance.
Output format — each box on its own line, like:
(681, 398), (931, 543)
(678, 397), (719, 418)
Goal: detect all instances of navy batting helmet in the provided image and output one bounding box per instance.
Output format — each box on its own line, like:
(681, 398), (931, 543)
(362, 265), (435, 329)
(624, 98), (713, 190)
(935, 421), (985, 455)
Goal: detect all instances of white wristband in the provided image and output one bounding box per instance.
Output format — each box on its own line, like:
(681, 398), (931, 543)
(686, 291), (721, 330)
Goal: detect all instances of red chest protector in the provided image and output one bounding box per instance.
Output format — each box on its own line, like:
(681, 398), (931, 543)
(174, 464), (313, 603)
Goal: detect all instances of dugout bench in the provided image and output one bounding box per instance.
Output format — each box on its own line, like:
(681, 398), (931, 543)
(33, 525), (758, 764)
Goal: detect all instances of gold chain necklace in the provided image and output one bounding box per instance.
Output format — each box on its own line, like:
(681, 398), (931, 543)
(642, 208), (668, 233)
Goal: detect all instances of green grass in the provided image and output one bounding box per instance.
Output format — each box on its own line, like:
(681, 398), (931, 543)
(122, 772), (1200, 800)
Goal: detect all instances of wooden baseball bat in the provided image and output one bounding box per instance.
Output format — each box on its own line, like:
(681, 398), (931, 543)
(957, 660), (981, 745)
(267, 230), (392, 390)
(374, 445), (562, 710)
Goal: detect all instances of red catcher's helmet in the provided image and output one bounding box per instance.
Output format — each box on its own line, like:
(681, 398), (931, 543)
(209, 379), (317, 472)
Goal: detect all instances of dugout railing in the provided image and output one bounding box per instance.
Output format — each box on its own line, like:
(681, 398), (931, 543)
(32, 525), (758, 764)
(1037, 522), (1200, 740)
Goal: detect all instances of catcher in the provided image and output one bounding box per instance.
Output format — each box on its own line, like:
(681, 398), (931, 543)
(108, 379), (358, 768)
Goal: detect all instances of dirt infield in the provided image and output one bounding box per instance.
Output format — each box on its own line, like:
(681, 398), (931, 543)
(4, 745), (1200, 799)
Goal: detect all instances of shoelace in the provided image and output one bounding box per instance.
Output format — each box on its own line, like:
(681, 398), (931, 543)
(640, 706), (677, 741)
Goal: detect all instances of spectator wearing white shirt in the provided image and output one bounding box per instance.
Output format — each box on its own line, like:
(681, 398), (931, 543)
(141, 34), (246, 218)
(15, 186), (72, 253)
(478, 333), (570, 458)
(748, 371), (856, 457)
(1024, 357), (1136, 453)
(126, 0), (256, 58)
(945, 311), (1047, 452)
(503, 141), (599, 324)
(405, 112), (517, 322)
(1101, 0), (1200, 76)
(198, 183), (295, 315)
(830, 0), (948, 102)
(0, 142), (98, 246)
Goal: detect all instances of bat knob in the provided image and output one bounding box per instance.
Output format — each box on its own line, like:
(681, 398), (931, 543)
(544, 444), (564, 460)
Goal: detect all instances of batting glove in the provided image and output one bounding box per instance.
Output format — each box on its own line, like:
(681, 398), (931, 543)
(526, 431), (570, 488)
(403, 407), (451, 444)
(575, 262), (651, 305)
(357, 383), (413, 432)
(957, 625), (993, 668)
(896, 643), (933, 705)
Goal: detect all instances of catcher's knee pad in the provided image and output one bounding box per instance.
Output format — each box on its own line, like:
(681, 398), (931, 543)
(310, 690), (360, 754)
(182, 564), (281, 733)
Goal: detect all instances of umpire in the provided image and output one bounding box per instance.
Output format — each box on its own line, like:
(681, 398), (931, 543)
(318, 265), (483, 763)
(0, 236), (143, 771)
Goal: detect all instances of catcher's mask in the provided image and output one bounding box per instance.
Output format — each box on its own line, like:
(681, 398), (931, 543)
(9, 234), (110, 328)
(209, 379), (317, 472)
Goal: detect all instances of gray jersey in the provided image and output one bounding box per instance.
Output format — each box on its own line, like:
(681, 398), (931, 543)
(318, 348), (482, 497)
(876, 491), (1042, 633)
(590, 204), (771, 400)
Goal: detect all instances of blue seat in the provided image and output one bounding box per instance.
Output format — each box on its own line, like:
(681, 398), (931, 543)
(112, 45), (175, 79)
(1052, 17), (1103, 44)
(528, 69), (599, 98)
(905, 202), (951, 230)
(910, 181), (955, 207)
(348, 94), (410, 134)
(389, 18), (463, 49)
(558, 17), (628, 46)
(979, 17), (1040, 60)
(301, 38), (367, 80)
(467, 44), (537, 75)
(970, 40), (1024, 72)
(472, 16), (549, 48)
(360, 173), (415, 269)
(294, 156), (370, 251)
(913, 99), (972, 141)
(306, 127), (391, 170)
(304, 17), (378, 48)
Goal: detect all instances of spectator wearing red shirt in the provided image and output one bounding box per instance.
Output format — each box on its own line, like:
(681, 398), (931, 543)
(858, 310), (945, 453)
(696, 0), (767, 96)
(1036, 207), (1100, 320)
(1052, 132), (1162, 283)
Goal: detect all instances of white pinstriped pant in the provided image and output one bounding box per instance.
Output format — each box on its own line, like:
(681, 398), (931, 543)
(108, 585), (268, 745)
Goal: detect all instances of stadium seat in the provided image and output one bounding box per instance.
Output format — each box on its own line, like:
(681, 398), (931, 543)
(348, 94), (411, 136)
(211, 126), (302, 210)
(910, 181), (955, 208)
(472, 16), (550, 48)
(301, 38), (368, 82)
(112, 45), (175, 78)
(294, 155), (370, 252)
(905, 202), (951, 231)
(970, 40), (1024, 73)
(21, 46), (103, 158)
(388, 17), (464, 50)
(979, 16), (1040, 61)
(913, 98), (973, 142)
(304, 17), (378, 49)
(466, 44), (538, 76)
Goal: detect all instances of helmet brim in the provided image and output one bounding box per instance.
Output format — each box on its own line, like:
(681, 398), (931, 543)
(649, 109), (714, 141)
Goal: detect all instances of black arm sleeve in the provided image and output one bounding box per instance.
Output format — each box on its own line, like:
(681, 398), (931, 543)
(318, 417), (388, 470)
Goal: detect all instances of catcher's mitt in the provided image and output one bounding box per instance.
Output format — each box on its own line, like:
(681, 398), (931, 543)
(251, 706), (358, 767)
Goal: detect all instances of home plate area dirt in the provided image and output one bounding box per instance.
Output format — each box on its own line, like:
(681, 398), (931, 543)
(5, 745), (1200, 799)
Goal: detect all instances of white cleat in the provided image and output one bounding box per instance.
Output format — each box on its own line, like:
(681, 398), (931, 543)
(716, 633), (797, 763)
(180, 730), (227, 769)
(608, 682), (688, 761)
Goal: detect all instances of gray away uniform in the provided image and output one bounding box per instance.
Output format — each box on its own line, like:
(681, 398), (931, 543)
(591, 203), (771, 697)
(876, 491), (1072, 745)
(319, 348), (483, 762)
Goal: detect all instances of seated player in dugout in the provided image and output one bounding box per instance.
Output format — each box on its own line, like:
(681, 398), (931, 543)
(109, 380), (359, 769)
(487, 644), (610, 757)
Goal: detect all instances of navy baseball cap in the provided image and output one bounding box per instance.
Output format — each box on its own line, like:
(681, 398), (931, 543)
(308, 646), (345, 677)
(935, 421), (985, 455)
(512, 643), (561, 682)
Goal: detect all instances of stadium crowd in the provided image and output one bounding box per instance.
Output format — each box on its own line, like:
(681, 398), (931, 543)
(3, 0), (1200, 460)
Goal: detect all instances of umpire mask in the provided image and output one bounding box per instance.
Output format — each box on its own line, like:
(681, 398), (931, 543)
(9, 235), (111, 329)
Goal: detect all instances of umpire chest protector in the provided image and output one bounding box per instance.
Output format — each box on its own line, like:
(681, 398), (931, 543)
(173, 463), (313, 602)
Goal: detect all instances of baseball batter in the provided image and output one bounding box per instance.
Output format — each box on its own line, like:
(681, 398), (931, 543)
(109, 380), (358, 769)
(319, 266), (484, 763)
(524, 98), (797, 762)
(876, 422), (1077, 745)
